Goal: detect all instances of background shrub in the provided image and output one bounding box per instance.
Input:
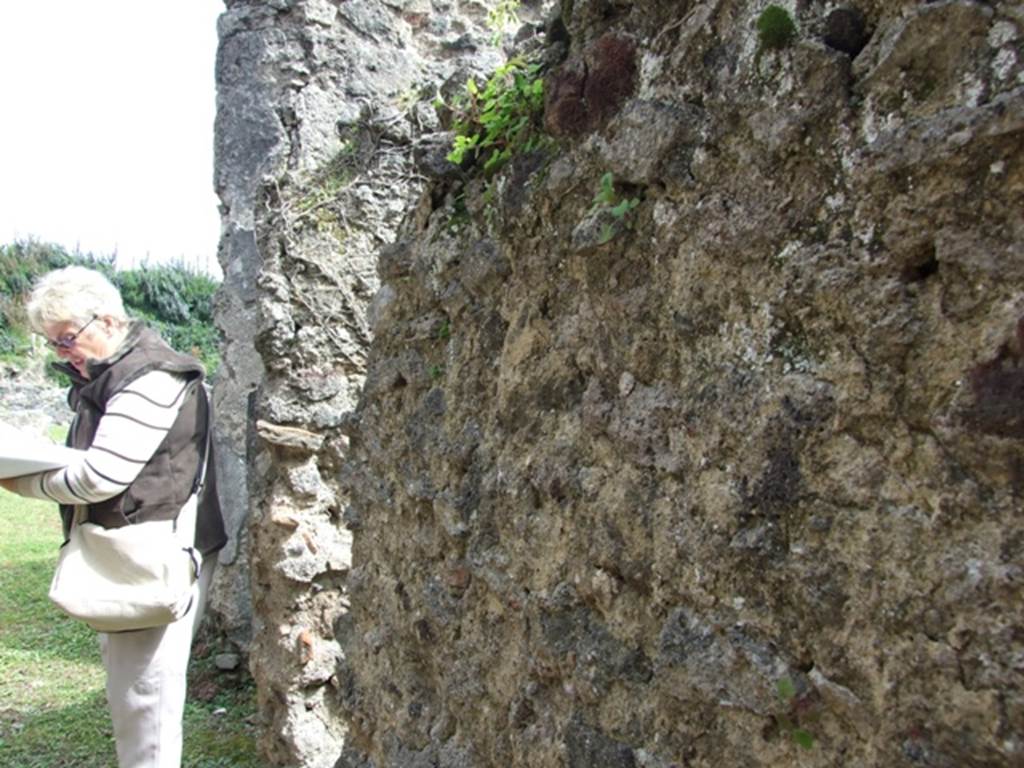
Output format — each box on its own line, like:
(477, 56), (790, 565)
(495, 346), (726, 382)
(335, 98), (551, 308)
(0, 240), (221, 378)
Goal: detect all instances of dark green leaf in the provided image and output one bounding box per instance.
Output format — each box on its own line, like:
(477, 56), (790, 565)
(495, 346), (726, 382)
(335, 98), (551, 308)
(793, 729), (815, 749)
(776, 677), (797, 702)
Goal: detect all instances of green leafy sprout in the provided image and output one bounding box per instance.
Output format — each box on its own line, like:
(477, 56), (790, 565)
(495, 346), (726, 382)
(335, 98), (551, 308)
(592, 172), (640, 245)
(446, 57), (545, 175)
(775, 677), (816, 750)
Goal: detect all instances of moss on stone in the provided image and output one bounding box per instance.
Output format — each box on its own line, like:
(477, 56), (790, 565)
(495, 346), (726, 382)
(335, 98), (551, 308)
(757, 5), (797, 51)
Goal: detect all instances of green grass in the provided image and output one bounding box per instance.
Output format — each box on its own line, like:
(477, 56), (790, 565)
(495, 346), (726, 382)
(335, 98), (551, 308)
(0, 490), (267, 767)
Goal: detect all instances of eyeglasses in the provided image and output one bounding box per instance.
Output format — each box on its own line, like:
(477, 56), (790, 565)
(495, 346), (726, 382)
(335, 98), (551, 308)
(46, 316), (98, 350)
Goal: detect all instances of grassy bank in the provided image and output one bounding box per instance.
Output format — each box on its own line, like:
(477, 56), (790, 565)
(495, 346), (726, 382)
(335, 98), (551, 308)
(0, 491), (265, 767)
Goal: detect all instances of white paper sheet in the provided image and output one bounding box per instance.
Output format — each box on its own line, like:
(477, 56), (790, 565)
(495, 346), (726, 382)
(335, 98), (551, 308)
(0, 422), (82, 479)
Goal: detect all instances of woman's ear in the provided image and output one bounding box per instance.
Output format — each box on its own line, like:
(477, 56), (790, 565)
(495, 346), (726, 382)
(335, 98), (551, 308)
(98, 315), (122, 337)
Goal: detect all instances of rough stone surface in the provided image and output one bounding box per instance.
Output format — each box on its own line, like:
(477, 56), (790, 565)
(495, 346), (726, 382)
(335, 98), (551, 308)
(823, 7), (869, 58)
(212, 0), (531, 765)
(338, 1), (1024, 766)
(213, 0), (1024, 766)
(0, 360), (70, 437)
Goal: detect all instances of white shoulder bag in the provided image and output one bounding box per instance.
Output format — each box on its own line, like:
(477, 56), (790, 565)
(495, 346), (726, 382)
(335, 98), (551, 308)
(48, 395), (210, 632)
(48, 498), (202, 632)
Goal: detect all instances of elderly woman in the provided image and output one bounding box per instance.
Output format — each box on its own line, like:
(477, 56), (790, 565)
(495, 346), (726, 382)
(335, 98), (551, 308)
(0, 265), (227, 768)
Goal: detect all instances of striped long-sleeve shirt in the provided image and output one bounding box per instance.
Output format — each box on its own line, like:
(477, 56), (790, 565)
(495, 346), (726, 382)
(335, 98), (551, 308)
(12, 371), (191, 504)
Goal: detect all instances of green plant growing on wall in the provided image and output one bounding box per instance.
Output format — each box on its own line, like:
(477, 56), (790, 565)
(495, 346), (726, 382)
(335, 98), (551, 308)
(394, 86), (422, 116)
(294, 143), (358, 232)
(446, 57), (545, 175)
(757, 5), (797, 50)
(487, 0), (521, 44)
(443, 193), (471, 238)
(591, 172), (640, 245)
(774, 677), (816, 750)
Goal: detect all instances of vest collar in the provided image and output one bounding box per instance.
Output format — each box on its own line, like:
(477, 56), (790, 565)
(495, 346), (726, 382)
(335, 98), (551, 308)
(51, 321), (146, 385)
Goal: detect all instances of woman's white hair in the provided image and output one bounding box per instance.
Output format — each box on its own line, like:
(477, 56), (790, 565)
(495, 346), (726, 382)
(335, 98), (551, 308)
(25, 265), (128, 333)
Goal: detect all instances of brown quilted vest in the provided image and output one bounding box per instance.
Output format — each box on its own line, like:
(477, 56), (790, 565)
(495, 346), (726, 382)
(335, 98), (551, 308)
(55, 323), (227, 555)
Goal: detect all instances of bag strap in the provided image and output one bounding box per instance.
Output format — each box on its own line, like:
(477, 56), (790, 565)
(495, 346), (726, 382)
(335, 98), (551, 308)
(70, 504), (88, 529)
(190, 383), (213, 497)
(174, 382), (212, 536)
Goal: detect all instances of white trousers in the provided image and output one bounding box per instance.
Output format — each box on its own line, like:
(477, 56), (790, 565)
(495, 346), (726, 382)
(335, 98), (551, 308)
(98, 557), (216, 768)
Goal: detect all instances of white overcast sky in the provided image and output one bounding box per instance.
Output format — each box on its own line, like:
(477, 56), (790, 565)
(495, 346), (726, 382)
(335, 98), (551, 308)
(0, 1), (224, 276)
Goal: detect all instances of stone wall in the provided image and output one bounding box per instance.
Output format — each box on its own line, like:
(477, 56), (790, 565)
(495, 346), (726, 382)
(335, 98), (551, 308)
(339, 1), (1024, 766)
(0, 361), (70, 437)
(212, 0), (524, 764)
(214, 0), (1024, 766)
